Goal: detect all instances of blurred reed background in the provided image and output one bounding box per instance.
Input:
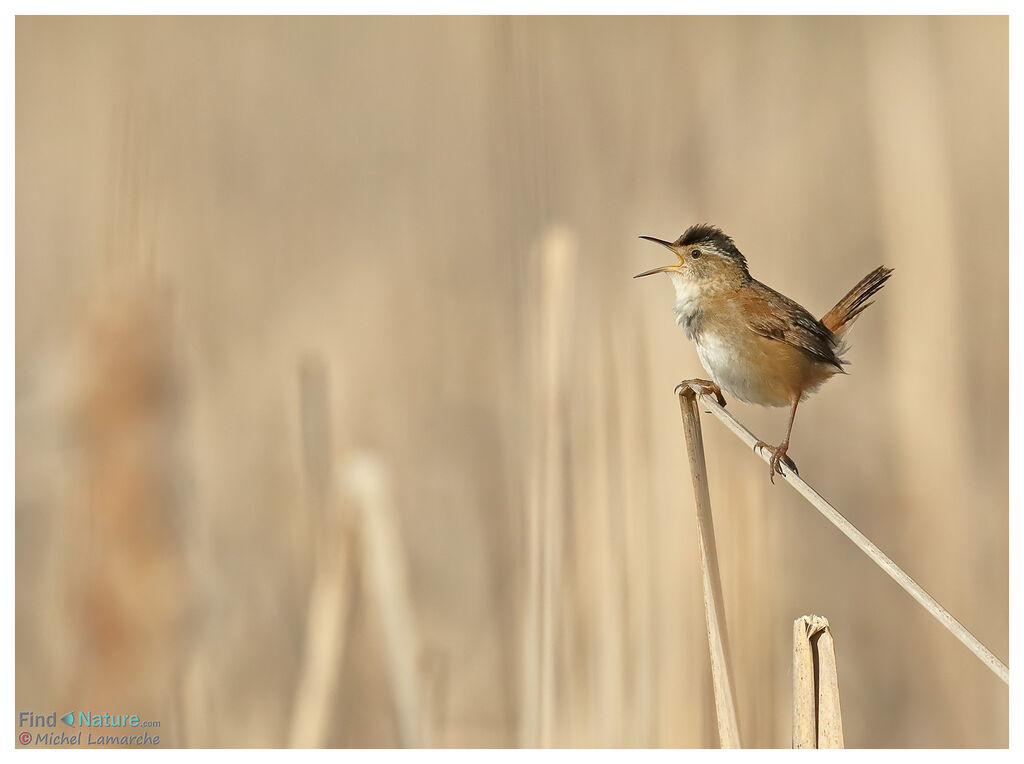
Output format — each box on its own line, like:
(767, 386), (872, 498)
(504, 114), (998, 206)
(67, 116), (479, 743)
(15, 15), (1007, 748)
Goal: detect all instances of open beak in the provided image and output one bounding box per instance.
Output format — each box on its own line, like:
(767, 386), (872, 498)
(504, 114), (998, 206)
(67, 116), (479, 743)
(634, 235), (681, 278)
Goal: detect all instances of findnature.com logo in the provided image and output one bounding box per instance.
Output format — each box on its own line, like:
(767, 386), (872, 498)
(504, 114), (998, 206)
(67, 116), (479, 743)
(17, 710), (161, 746)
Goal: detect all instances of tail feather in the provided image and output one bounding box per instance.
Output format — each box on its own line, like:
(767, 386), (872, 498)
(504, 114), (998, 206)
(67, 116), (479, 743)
(821, 265), (893, 340)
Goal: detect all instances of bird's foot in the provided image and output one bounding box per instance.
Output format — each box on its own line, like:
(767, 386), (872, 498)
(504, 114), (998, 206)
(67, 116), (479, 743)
(675, 378), (726, 407)
(753, 441), (798, 484)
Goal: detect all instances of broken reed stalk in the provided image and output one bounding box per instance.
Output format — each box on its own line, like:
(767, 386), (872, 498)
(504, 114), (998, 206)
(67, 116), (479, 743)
(812, 622), (844, 747)
(681, 382), (1009, 686)
(792, 615), (844, 749)
(677, 388), (742, 748)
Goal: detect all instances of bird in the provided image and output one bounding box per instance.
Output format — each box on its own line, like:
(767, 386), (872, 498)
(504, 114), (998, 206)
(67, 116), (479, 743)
(634, 224), (892, 482)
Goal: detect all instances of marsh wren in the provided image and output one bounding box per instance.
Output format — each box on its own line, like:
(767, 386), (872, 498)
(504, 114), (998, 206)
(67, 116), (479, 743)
(635, 224), (892, 482)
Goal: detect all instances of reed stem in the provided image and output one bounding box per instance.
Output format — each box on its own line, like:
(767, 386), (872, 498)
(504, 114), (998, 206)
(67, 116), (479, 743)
(681, 382), (1009, 686)
(677, 388), (742, 748)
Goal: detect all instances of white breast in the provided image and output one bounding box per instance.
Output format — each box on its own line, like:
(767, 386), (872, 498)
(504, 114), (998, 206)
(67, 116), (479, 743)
(668, 273), (787, 407)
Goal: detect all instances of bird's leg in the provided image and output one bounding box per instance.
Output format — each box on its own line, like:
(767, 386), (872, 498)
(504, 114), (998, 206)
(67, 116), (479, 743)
(754, 398), (800, 483)
(675, 378), (727, 407)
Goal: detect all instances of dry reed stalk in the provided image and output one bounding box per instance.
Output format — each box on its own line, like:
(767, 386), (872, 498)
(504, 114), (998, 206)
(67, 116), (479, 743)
(682, 382), (1009, 686)
(792, 615), (844, 749)
(862, 19), (990, 731)
(814, 624), (844, 747)
(343, 453), (427, 747)
(677, 387), (742, 748)
(297, 361), (333, 523)
(588, 331), (625, 746)
(521, 225), (576, 746)
(520, 462), (542, 747)
(288, 361), (354, 747)
(611, 322), (654, 745)
(288, 532), (353, 747)
(791, 617), (817, 749)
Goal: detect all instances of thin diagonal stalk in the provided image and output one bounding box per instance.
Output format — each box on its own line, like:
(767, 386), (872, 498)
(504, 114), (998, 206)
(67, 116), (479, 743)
(682, 383), (1009, 686)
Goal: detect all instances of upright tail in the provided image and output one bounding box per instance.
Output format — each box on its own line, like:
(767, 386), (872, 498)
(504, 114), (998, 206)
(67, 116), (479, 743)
(821, 265), (893, 345)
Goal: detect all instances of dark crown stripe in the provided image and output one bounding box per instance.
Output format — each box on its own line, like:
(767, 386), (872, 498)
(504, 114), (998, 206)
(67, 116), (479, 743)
(680, 223), (747, 269)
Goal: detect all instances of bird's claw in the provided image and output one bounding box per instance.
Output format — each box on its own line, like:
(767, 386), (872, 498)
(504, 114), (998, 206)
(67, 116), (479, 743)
(753, 441), (798, 484)
(676, 378), (726, 407)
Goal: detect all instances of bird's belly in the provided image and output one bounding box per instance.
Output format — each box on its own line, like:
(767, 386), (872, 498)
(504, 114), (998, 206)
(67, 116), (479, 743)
(694, 332), (794, 407)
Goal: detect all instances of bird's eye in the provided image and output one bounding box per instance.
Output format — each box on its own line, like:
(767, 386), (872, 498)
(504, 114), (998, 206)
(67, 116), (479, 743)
(690, 249), (702, 258)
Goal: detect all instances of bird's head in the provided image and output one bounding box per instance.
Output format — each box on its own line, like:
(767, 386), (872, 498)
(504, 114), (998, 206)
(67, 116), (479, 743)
(634, 224), (750, 287)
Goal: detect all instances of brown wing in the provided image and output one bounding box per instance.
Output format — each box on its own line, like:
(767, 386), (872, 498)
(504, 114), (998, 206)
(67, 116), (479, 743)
(743, 280), (844, 370)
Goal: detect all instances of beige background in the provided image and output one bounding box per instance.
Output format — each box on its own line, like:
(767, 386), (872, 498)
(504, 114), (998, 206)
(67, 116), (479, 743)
(16, 16), (1007, 747)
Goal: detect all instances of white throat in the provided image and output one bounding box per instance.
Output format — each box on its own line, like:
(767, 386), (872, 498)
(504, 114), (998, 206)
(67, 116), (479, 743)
(668, 272), (701, 337)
